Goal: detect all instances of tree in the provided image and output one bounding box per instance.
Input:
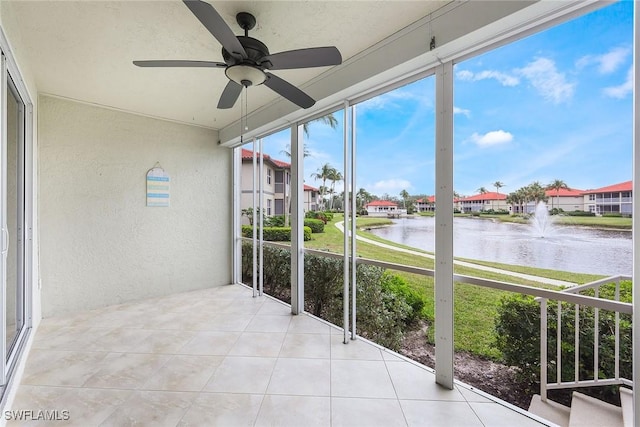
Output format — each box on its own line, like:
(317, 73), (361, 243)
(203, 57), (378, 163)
(280, 144), (311, 159)
(302, 113), (338, 137)
(399, 190), (410, 209)
(477, 187), (488, 194)
(327, 168), (342, 210)
(492, 181), (504, 211)
(356, 188), (373, 211)
(311, 163), (334, 210)
(241, 207), (263, 226)
(546, 179), (569, 211)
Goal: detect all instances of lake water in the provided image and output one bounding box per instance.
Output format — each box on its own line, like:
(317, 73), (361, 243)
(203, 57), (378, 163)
(367, 216), (632, 276)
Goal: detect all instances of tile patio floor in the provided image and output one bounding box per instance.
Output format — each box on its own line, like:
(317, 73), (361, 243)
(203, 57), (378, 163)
(8, 284), (547, 426)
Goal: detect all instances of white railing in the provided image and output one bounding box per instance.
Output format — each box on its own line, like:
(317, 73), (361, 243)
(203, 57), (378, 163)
(240, 238), (633, 402)
(537, 275), (633, 402)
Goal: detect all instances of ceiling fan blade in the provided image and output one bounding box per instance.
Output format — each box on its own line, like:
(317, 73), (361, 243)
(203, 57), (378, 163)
(218, 80), (243, 109)
(183, 0), (247, 59)
(263, 47), (342, 70)
(264, 72), (315, 109)
(133, 60), (227, 68)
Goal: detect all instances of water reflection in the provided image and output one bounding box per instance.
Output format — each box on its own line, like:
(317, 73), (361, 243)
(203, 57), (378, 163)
(367, 217), (632, 275)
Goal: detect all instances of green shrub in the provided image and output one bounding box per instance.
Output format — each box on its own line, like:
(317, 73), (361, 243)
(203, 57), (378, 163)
(241, 226), (311, 241)
(322, 211), (334, 222)
(602, 213), (622, 218)
(495, 282), (632, 403)
(304, 218), (325, 233)
(565, 210), (595, 217)
(265, 215), (286, 227)
(380, 272), (426, 324)
(241, 242), (412, 350)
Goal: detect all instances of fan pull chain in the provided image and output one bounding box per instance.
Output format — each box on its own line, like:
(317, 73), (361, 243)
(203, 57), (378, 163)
(244, 87), (249, 132)
(240, 86), (249, 144)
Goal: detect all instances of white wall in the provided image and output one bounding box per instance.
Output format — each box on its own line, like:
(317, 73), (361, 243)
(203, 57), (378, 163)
(39, 95), (231, 317)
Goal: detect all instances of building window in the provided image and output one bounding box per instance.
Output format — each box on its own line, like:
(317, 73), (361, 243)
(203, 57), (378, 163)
(267, 199), (272, 215)
(589, 194), (595, 201)
(267, 168), (272, 185)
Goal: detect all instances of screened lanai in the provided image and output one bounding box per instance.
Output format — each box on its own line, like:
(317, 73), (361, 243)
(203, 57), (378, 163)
(0, 1), (636, 426)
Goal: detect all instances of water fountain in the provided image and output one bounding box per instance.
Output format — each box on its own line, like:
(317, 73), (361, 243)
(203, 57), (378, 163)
(530, 201), (553, 238)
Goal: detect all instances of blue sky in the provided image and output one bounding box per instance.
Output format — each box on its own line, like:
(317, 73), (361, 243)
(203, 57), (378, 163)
(262, 1), (633, 198)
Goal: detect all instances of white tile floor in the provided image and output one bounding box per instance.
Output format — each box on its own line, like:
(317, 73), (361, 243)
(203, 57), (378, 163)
(8, 284), (547, 426)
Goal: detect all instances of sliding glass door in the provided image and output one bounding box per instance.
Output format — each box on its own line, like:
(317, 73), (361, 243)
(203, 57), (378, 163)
(0, 46), (32, 398)
(5, 74), (25, 360)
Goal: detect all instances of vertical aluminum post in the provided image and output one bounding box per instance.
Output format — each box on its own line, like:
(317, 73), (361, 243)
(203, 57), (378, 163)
(351, 104), (357, 340)
(540, 299), (548, 401)
(290, 125), (304, 314)
(251, 140), (258, 297)
(258, 138), (264, 296)
(232, 147), (241, 284)
(632, 2), (639, 423)
(343, 101), (350, 344)
(434, 61), (454, 389)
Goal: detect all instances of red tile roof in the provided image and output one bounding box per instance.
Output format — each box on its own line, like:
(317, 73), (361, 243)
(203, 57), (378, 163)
(416, 196), (436, 203)
(544, 188), (584, 197)
(240, 148), (291, 168)
(304, 184), (319, 192)
(460, 192), (506, 202)
(366, 200), (398, 207)
(584, 180), (632, 194)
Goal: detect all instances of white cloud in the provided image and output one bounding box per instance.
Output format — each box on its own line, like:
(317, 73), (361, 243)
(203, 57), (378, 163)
(470, 130), (514, 147)
(515, 58), (574, 103)
(369, 179), (413, 195)
(603, 66), (633, 99)
(576, 46), (630, 74)
(456, 69), (519, 86)
(454, 106), (471, 118)
(358, 85), (431, 112)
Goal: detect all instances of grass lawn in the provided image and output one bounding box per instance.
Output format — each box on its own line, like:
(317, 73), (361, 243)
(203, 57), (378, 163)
(303, 214), (605, 359)
(458, 212), (632, 229)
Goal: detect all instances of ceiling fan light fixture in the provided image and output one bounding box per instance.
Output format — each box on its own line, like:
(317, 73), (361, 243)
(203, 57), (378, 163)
(225, 64), (266, 87)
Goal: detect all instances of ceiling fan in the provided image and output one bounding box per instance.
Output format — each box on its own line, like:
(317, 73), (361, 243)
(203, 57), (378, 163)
(133, 0), (342, 110)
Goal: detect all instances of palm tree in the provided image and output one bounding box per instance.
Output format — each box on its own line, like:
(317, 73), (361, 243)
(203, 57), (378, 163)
(311, 163), (333, 210)
(492, 181), (504, 211)
(399, 189), (410, 209)
(546, 179), (569, 211)
(356, 188), (373, 210)
(302, 113), (338, 137)
(477, 187), (488, 194)
(280, 144), (311, 159)
(327, 168), (342, 210)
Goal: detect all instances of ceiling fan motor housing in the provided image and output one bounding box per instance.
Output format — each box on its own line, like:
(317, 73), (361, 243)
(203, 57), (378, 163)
(222, 36), (271, 68)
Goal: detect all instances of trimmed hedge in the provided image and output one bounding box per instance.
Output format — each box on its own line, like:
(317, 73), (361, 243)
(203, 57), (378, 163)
(241, 242), (419, 350)
(565, 210), (596, 217)
(495, 282), (632, 404)
(241, 225), (311, 241)
(304, 218), (325, 233)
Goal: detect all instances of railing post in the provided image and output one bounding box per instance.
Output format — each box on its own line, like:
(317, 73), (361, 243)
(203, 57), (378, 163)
(615, 279), (620, 380)
(557, 301), (562, 384)
(540, 298), (548, 401)
(594, 288), (599, 383)
(575, 303), (580, 384)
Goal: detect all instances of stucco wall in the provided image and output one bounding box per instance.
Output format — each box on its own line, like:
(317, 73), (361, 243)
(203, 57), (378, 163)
(39, 95), (230, 317)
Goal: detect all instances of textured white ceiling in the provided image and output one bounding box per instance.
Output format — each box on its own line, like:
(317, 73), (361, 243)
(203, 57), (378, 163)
(7, 1), (449, 129)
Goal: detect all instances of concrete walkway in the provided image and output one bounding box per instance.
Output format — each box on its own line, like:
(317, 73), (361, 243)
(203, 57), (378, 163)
(335, 221), (577, 287)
